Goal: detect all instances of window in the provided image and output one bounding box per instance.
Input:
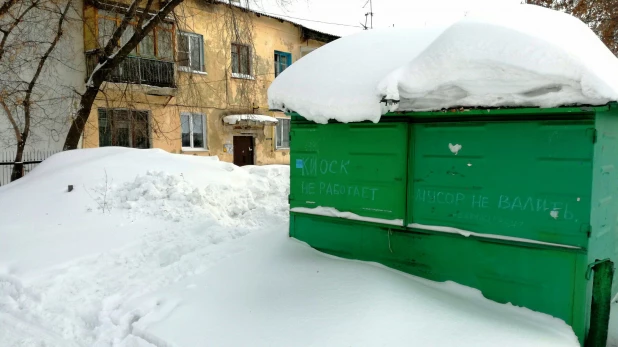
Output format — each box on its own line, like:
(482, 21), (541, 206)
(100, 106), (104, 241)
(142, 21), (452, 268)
(275, 118), (290, 149)
(274, 51), (292, 77)
(177, 31), (204, 72)
(231, 43), (251, 77)
(181, 113), (207, 149)
(157, 23), (174, 60)
(96, 10), (174, 60)
(97, 15), (117, 49)
(98, 108), (150, 149)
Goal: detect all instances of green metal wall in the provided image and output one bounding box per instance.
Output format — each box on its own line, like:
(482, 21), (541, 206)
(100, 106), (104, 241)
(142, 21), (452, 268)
(290, 213), (589, 343)
(289, 105), (618, 346)
(591, 110), (618, 298)
(290, 122), (408, 222)
(410, 120), (594, 248)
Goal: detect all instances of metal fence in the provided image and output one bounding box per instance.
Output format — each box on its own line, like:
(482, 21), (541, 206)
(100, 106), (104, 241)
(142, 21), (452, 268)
(0, 150), (60, 186)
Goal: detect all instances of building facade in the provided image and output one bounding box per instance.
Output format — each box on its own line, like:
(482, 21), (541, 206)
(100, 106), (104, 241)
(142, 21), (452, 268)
(79, 0), (338, 165)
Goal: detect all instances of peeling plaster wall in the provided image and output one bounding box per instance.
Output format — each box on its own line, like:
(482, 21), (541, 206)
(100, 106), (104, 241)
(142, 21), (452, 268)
(81, 1), (330, 166)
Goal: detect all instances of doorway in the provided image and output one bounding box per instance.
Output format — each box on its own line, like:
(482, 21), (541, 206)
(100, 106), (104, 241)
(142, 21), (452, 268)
(233, 136), (254, 166)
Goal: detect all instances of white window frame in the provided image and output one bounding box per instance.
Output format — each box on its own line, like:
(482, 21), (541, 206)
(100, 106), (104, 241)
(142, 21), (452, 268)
(178, 31), (206, 74)
(181, 112), (208, 151)
(275, 118), (290, 150)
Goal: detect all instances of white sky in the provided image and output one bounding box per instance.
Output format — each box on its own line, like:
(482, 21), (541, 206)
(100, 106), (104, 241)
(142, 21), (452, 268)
(251, 0), (524, 36)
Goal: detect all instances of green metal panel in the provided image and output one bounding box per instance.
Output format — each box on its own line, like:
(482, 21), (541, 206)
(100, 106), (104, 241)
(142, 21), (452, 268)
(289, 122), (408, 222)
(291, 212), (589, 344)
(410, 120), (595, 248)
(288, 103), (618, 346)
(590, 107), (618, 298)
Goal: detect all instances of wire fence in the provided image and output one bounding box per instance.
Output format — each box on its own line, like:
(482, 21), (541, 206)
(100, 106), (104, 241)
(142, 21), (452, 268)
(0, 150), (60, 186)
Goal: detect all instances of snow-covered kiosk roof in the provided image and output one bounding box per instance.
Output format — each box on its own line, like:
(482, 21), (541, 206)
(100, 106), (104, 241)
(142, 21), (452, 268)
(268, 5), (618, 124)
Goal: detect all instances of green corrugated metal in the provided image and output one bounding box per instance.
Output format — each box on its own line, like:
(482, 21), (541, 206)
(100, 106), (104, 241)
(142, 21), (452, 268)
(288, 103), (618, 346)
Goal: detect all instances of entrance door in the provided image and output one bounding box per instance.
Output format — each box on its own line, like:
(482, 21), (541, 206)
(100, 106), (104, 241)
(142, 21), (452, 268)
(233, 136), (254, 166)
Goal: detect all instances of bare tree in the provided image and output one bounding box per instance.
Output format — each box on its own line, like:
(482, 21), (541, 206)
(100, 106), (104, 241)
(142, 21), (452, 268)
(0, 0), (75, 181)
(63, 0), (185, 150)
(63, 0), (301, 151)
(529, 0), (618, 56)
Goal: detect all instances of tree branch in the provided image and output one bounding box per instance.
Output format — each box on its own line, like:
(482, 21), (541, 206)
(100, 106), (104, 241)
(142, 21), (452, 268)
(136, 0), (156, 32)
(0, 0), (41, 62)
(113, 0), (183, 61)
(103, 0), (140, 56)
(0, 98), (21, 142)
(0, 0), (19, 18)
(22, 0), (72, 146)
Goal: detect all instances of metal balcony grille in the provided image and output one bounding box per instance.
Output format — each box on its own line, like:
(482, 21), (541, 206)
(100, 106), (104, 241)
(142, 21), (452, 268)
(85, 51), (176, 88)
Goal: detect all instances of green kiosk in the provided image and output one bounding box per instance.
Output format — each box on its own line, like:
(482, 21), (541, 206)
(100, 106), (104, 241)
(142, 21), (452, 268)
(269, 6), (617, 346)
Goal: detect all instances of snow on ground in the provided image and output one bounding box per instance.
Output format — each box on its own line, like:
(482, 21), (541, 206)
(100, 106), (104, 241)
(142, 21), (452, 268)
(108, 229), (580, 347)
(0, 148), (615, 346)
(0, 148), (289, 346)
(268, 4), (618, 124)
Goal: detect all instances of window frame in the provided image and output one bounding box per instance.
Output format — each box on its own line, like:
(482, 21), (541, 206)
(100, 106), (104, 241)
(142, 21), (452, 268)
(98, 108), (151, 149)
(95, 10), (175, 61)
(231, 43), (252, 78)
(275, 117), (290, 150)
(177, 31), (205, 73)
(274, 50), (292, 78)
(181, 112), (208, 151)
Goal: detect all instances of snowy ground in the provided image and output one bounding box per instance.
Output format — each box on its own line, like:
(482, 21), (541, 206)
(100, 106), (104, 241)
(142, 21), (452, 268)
(0, 148), (615, 346)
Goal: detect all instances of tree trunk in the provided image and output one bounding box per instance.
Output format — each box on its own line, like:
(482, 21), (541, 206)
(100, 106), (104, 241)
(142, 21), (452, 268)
(62, 0), (184, 150)
(64, 86), (99, 150)
(10, 140), (25, 181)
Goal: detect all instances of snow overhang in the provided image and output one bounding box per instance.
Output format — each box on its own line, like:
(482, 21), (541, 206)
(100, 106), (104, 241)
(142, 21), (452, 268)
(222, 114), (279, 125)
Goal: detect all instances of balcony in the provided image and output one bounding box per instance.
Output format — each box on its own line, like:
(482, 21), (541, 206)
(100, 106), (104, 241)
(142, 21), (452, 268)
(85, 50), (176, 89)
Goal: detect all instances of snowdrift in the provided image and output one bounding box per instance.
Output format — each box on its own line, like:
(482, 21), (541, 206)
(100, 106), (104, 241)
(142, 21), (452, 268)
(0, 148), (289, 276)
(0, 148), (615, 346)
(268, 4), (618, 124)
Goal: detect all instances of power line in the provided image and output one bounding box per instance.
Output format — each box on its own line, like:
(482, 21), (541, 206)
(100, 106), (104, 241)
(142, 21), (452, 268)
(255, 10), (363, 29)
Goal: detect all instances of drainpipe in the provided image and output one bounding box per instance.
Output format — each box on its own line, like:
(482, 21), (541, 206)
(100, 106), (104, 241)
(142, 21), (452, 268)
(585, 259), (615, 347)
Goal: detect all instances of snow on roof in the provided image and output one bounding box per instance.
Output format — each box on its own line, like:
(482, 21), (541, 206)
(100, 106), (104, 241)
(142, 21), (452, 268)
(223, 114), (279, 125)
(268, 26), (448, 124)
(268, 4), (618, 124)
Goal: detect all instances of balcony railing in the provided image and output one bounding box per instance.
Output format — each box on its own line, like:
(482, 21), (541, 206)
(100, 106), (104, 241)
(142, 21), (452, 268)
(85, 50), (176, 88)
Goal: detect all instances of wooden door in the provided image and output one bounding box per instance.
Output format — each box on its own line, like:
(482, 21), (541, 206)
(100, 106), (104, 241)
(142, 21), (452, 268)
(233, 136), (254, 166)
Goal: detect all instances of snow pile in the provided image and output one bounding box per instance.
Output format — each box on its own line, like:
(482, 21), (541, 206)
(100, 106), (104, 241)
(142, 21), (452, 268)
(92, 168), (288, 226)
(268, 27), (447, 124)
(268, 4), (618, 124)
(0, 147), (288, 276)
(379, 5), (618, 112)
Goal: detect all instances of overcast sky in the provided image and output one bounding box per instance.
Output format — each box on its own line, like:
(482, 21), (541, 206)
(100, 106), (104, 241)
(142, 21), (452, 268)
(252, 0), (524, 36)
